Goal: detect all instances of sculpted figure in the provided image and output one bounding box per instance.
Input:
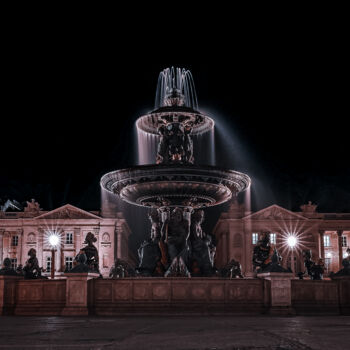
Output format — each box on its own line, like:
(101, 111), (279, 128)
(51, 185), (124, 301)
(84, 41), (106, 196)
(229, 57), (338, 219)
(23, 248), (44, 279)
(136, 211), (163, 276)
(330, 247), (350, 278)
(81, 232), (99, 273)
(302, 250), (325, 280)
(156, 117), (195, 165)
(190, 210), (216, 276)
(69, 249), (90, 273)
(110, 258), (135, 278)
(252, 232), (274, 272)
(161, 207), (191, 276)
(220, 258), (244, 278)
(0, 258), (18, 276)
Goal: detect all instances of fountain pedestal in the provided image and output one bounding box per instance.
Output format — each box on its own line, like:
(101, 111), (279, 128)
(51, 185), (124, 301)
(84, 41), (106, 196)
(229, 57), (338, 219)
(258, 272), (295, 315)
(62, 272), (99, 316)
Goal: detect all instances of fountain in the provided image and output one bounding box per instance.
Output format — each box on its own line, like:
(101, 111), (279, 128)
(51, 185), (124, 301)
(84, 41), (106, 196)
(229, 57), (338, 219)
(101, 67), (251, 277)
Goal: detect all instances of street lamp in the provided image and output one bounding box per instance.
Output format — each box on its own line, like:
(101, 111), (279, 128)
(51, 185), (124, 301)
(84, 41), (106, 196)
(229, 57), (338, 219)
(287, 234), (298, 274)
(48, 232), (61, 279)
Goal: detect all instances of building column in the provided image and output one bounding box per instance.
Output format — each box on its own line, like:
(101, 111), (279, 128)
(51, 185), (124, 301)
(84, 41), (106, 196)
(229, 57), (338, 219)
(37, 229), (44, 268)
(74, 228), (81, 254)
(319, 230), (325, 259)
(17, 229), (23, 265)
(337, 230), (343, 270)
(0, 230), (4, 264)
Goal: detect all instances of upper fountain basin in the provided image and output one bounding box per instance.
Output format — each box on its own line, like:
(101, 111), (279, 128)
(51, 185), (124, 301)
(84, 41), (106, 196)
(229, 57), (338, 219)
(136, 107), (214, 136)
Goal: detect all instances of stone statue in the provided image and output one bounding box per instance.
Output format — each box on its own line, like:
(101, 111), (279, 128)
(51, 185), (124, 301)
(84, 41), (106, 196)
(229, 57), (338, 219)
(302, 250), (324, 280)
(16, 264), (24, 276)
(136, 211), (164, 276)
(220, 259), (244, 278)
(0, 258), (18, 276)
(252, 232), (289, 273)
(109, 258), (135, 278)
(69, 249), (90, 273)
(23, 248), (45, 279)
(81, 232), (99, 273)
(161, 207), (191, 276)
(156, 118), (194, 164)
(189, 210), (217, 276)
(252, 232), (274, 272)
(330, 248), (350, 278)
(24, 199), (40, 212)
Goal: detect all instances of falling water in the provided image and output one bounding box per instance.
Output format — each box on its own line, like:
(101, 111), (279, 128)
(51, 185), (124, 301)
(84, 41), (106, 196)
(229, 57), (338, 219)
(155, 67), (198, 110)
(137, 127), (159, 165)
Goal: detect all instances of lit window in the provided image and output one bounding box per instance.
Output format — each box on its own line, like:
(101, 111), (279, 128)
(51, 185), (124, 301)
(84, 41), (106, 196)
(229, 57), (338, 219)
(252, 233), (259, 245)
(11, 258), (17, 269)
(341, 236), (348, 247)
(65, 232), (73, 244)
(12, 236), (19, 246)
(324, 235), (331, 247)
(270, 233), (277, 245)
(65, 257), (73, 271)
(46, 256), (51, 272)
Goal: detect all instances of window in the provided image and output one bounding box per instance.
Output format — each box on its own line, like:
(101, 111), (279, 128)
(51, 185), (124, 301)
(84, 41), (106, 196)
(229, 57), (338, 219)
(46, 256), (51, 272)
(324, 235), (331, 247)
(65, 257), (73, 271)
(325, 258), (331, 271)
(65, 232), (73, 244)
(12, 236), (19, 246)
(252, 233), (259, 245)
(270, 233), (277, 245)
(341, 236), (348, 247)
(10, 258), (17, 269)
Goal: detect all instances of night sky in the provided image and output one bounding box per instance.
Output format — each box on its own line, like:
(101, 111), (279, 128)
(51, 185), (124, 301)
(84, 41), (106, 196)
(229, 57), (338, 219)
(2, 60), (349, 228)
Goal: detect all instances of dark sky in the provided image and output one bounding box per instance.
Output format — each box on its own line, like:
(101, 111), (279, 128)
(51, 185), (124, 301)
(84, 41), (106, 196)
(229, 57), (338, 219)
(1, 59), (349, 219)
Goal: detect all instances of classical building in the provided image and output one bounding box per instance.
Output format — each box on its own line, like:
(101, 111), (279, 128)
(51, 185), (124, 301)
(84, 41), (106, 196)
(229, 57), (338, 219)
(213, 201), (350, 276)
(0, 200), (132, 277)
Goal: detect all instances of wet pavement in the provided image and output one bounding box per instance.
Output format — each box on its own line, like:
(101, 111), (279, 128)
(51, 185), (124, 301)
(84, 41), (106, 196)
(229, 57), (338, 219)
(0, 316), (349, 349)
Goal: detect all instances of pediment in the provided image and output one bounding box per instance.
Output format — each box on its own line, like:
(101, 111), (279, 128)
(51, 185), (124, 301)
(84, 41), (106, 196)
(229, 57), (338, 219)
(243, 205), (307, 221)
(34, 204), (101, 220)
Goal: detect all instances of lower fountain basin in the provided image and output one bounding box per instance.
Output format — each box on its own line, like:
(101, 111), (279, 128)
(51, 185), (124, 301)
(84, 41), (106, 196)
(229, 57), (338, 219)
(101, 164), (250, 209)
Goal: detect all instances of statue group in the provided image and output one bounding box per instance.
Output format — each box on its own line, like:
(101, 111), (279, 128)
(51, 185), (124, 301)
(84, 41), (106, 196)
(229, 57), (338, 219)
(156, 115), (203, 165)
(136, 208), (215, 277)
(135, 207), (243, 278)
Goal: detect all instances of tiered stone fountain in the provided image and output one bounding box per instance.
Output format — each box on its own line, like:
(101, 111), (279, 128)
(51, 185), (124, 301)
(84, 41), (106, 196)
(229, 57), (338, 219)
(101, 67), (251, 277)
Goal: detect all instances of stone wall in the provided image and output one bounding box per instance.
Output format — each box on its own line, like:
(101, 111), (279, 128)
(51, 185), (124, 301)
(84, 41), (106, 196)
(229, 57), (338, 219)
(1, 275), (349, 316)
(92, 278), (267, 315)
(15, 279), (66, 315)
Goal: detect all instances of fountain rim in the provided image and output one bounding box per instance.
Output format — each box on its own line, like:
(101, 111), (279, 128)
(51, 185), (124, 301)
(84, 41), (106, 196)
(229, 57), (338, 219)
(101, 164), (251, 209)
(136, 108), (215, 136)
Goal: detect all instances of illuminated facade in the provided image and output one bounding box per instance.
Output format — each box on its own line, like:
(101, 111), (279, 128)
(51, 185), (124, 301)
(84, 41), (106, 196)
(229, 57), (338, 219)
(213, 201), (350, 276)
(0, 200), (132, 277)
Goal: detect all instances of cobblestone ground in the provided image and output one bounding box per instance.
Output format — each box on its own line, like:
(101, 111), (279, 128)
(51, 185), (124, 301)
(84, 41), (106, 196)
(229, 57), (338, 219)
(0, 316), (349, 349)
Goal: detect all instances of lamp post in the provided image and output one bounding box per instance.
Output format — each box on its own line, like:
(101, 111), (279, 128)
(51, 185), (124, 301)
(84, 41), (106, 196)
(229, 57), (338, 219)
(287, 235), (297, 274)
(48, 233), (61, 280)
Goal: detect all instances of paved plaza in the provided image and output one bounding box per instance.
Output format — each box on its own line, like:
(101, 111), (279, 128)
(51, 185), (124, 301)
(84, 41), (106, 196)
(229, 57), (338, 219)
(0, 316), (349, 349)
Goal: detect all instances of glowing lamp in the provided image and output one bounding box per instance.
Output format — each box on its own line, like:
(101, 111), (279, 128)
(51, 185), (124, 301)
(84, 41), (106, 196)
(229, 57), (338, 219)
(326, 252), (332, 258)
(343, 252), (348, 258)
(287, 235), (297, 248)
(48, 233), (60, 248)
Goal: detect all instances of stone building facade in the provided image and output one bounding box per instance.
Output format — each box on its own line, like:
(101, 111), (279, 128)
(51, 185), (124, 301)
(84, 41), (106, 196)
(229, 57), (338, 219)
(0, 200), (132, 277)
(213, 201), (350, 276)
